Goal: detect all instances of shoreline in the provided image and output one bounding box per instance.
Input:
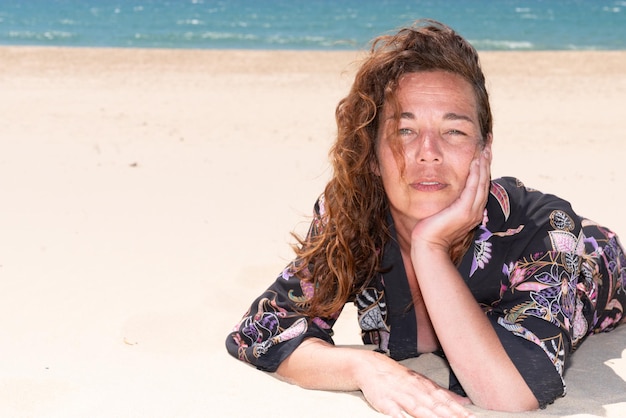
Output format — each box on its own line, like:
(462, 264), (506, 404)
(3, 45), (626, 70)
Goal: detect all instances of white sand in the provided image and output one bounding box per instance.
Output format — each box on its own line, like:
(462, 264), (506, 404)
(0, 47), (624, 417)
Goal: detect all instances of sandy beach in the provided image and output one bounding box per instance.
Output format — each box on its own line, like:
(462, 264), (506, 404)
(0, 46), (625, 417)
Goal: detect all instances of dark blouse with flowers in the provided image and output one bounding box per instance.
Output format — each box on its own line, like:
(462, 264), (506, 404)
(225, 177), (626, 408)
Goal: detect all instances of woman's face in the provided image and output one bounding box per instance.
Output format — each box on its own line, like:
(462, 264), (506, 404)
(375, 70), (487, 229)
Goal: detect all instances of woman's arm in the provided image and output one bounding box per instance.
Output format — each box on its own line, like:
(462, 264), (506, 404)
(410, 148), (538, 411)
(276, 337), (474, 417)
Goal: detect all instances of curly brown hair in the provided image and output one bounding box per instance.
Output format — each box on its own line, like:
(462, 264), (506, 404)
(293, 19), (493, 318)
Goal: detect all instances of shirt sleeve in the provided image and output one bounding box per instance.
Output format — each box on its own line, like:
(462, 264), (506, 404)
(445, 314), (567, 407)
(225, 197), (340, 372)
(489, 315), (567, 407)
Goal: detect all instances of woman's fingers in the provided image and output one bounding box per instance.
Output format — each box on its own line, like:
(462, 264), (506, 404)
(364, 369), (474, 418)
(460, 145), (491, 227)
(476, 144), (492, 212)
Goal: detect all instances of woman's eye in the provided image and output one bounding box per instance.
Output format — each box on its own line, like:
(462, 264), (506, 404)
(446, 129), (466, 136)
(399, 128), (414, 136)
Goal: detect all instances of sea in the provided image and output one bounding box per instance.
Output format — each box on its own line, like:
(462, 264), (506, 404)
(0, 0), (624, 51)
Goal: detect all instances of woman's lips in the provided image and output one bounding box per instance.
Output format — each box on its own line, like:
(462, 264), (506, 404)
(410, 181), (447, 192)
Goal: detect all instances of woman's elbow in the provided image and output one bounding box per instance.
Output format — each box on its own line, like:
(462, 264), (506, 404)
(474, 392), (539, 413)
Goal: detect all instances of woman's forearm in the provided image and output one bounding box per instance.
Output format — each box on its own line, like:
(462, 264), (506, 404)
(275, 338), (364, 390)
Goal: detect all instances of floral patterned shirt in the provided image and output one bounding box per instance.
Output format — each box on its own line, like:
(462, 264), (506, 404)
(225, 177), (626, 408)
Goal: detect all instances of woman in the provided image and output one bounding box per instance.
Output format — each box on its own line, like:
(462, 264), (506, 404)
(225, 20), (626, 417)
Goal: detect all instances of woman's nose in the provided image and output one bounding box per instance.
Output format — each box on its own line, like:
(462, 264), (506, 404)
(414, 132), (443, 163)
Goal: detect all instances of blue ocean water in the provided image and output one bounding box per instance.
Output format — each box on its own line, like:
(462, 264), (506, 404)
(0, 0), (624, 51)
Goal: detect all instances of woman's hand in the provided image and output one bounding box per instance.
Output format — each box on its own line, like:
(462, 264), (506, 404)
(411, 145), (492, 253)
(355, 351), (474, 418)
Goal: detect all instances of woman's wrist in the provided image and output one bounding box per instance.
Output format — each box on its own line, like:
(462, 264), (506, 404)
(348, 348), (396, 389)
(411, 238), (451, 265)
